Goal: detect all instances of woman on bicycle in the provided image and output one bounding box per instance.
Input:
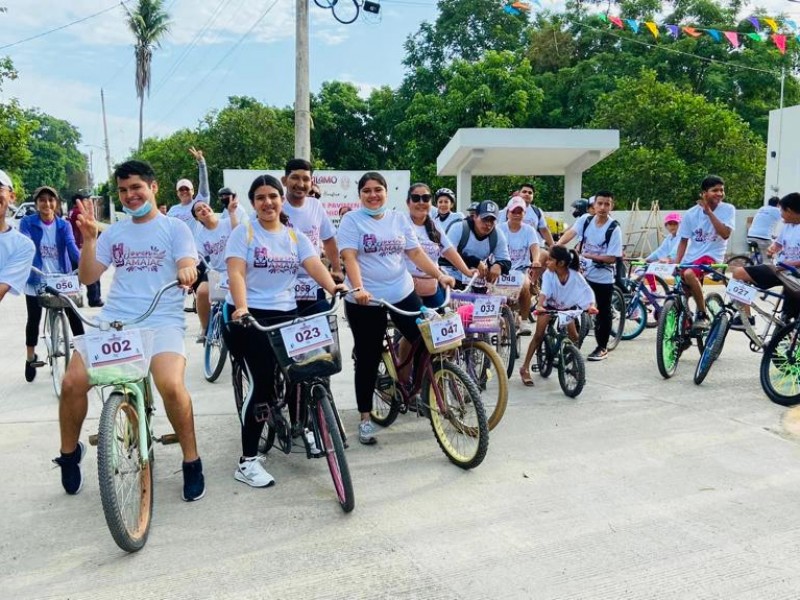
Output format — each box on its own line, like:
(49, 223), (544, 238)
(404, 182), (474, 308)
(19, 186), (84, 383)
(223, 174), (342, 488)
(430, 187), (463, 233)
(518, 246), (596, 386)
(338, 172), (455, 445)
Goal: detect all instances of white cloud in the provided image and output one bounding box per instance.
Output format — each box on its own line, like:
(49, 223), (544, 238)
(337, 73), (381, 98)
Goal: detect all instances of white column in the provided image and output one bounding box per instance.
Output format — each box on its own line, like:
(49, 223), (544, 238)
(456, 169), (472, 213)
(564, 169), (583, 214)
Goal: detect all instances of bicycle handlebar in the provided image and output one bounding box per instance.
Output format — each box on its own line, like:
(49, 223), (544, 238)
(372, 286), (453, 317)
(777, 262), (800, 277)
(237, 290), (347, 332)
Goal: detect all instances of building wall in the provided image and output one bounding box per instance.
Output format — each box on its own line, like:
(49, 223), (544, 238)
(765, 104), (800, 203)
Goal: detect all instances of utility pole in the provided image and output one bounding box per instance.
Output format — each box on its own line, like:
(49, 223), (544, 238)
(101, 88), (113, 181)
(295, 0), (311, 160)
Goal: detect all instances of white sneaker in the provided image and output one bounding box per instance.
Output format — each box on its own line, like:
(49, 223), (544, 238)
(359, 420), (378, 445)
(234, 457), (276, 488)
(305, 429), (322, 456)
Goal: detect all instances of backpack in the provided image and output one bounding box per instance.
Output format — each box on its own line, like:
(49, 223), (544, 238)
(457, 218), (498, 256)
(578, 216), (625, 286)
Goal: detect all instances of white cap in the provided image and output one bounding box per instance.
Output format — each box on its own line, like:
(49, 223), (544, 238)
(0, 169), (13, 191)
(588, 195), (596, 206)
(176, 178), (193, 191)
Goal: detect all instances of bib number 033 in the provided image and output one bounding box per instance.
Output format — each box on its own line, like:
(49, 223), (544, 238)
(280, 315), (333, 358)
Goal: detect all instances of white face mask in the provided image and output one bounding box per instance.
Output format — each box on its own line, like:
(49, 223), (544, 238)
(123, 201), (152, 218)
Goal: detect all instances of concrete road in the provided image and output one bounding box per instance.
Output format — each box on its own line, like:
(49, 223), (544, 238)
(2, 277), (800, 600)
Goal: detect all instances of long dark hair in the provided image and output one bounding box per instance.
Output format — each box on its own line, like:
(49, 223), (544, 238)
(248, 174), (289, 225)
(407, 183), (440, 245)
(550, 246), (580, 271)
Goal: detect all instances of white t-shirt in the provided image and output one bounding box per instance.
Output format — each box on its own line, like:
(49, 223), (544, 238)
(195, 219), (233, 272)
(220, 205), (249, 225)
(446, 220), (511, 283)
(404, 216), (453, 278)
(541, 269), (595, 310)
(96, 214), (197, 328)
(499, 222), (541, 271)
(499, 204), (547, 230)
(224, 222), (316, 311)
(283, 197), (336, 300)
(26, 221), (61, 296)
(337, 209), (419, 304)
(167, 201), (198, 237)
(430, 209), (464, 233)
(776, 223), (800, 264)
(646, 234), (679, 262)
(570, 216), (623, 284)
(748, 205), (780, 240)
(0, 226), (35, 296)
(678, 202), (736, 263)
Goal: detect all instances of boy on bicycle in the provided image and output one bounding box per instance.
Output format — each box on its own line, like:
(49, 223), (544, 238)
(56, 160), (206, 502)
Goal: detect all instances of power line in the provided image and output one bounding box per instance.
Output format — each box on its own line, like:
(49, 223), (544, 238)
(0, 1), (131, 51)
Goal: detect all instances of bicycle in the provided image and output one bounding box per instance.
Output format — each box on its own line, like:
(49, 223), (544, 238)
(727, 240), (769, 269)
(202, 267), (228, 383)
(313, 0), (360, 24)
(534, 308), (589, 397)
(759, 263), (800, 406)
(231, 292), (354, 512)
(619, 261), (671, 341)
(32, 267), (83, 398)
(694, 273), (785, 385)
(655, 263), (726, 379)
(576, 284), (626, 351)
(45, 279), (184, 553)
(369, 289), (490, 469)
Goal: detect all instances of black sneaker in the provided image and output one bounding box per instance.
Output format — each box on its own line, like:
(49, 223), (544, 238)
(182, 458), (206, 502)
(52, 441), (85, 495)
(587, 347), (608, 361)
(730, 315), (755, 331)
(25, 354), (44, 383)
(88, 300), (105, 308)
(691, 312), (710, 333)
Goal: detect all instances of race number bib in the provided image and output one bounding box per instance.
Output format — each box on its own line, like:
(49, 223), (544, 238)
(294, 276), (318, 301)
(646, 262), (676, 278)
(429, 313), (465, 348)
(84, 329), (145, 369)
(45, 274), (80, 295)
(726, 279), (757, 306)
(497, 272), (524, 287)
(473, 295), (502, 318)
(280, 315), (333, 358)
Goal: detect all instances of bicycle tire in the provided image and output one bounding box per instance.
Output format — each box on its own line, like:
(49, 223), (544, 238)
(97, 391), (153, 553)
(607, 286), (626, 351)
(693, 312), (730, 385)
(536, 335), (554, 378)
(577, 312), (591, 348)
(726, 255), (753, 269)
(558, 343), (586, 398)
(494, 305), (516, 378)
(370, 352), (401, 427)
(203, 309), (228, 382)
(656, 298), (682, 379)
(645, 275), (671, 327)
(457, 339), (508, 431)
(423, 359), (489, 470)
(760, 322), (800, 406)
(313, 385), (355, 513)
(50, 309), (70, 398)
(331, 0), (359, 24)
(621, 296), (647, 341)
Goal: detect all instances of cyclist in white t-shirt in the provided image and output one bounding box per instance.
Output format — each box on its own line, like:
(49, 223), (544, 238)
(222, 174), (343, 488)
(166, 147), (210, 236)
(0, 169), (35, 303)
(747, 196), (781, 257)
(429, 187), (464, 234)
(58, 160), (206, 502)
(498, 182), (554, 248)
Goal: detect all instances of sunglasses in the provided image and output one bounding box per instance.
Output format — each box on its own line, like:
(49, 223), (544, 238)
(409, 193), (432, 203)
(178, 187), (191, 192)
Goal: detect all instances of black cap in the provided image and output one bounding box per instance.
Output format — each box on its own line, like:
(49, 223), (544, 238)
(218, 186), (234, 196)
(476, 200), (499, 220)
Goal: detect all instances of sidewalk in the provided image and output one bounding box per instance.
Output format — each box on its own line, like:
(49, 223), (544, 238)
(2, 277), (800, 599)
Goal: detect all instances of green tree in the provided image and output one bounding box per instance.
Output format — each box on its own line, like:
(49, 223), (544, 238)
(127, 0), (171, 150)
(19, 110), (86, 198)
(0, 100), (36, 195)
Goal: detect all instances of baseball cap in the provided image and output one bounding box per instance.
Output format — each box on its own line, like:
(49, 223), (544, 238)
(0, 169), (13, 191)
(218, 186), (234, 196)
(663, 211), (681, 225)
(476, 200), (499, 220)
(467, 201), (479, 212)
(33, 185), (59, 200)
(507, 197), (526, 213)
(176, 178), (193, 191)
(435, 187), (456, 201)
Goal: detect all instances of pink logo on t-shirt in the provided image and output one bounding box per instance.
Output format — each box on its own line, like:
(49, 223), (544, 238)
(363, 234), (377, 253)
(111, 243), (167, 272)
(112, 243), (125, 267)
(254, 246), (269, 268)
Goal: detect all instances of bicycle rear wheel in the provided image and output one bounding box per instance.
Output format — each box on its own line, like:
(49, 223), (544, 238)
(621, 296), (647, 341)
(494, 305), (516, 377)
(456, 339), (508, 430)
(693, 312), (730, 385)
(97, 391), (153, 553)
(656, 299), (682, 379)
(607, 286), (626, 351)
(203, 309), (228, 382)
(760, 322), (800, 406)
(371, 352), (401, 427)
(423, 359), (489, 470)
(313, 385), (354, 512)
(50, 309), (70, 398)
(558, 343), (586, 398)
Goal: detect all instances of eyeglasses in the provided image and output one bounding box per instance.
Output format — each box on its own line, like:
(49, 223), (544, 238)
(409, 193), (432, 203)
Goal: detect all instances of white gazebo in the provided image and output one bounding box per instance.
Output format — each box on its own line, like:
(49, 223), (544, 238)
(436, 128), (620, 212)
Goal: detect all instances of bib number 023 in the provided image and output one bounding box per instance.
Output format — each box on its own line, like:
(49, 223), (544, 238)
(280, 315), (333, 358)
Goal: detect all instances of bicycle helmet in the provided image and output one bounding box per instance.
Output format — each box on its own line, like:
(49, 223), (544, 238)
(663, 211), (681, 225)
(571, 199), (589, 219)
(435, 187), (456, 202)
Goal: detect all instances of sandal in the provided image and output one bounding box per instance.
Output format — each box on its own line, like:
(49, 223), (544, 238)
(519, 366), (535, 387)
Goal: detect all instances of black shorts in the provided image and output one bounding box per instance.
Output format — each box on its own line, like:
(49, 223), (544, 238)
(744, 264), (800, 319)
(191, 266), (209, 293)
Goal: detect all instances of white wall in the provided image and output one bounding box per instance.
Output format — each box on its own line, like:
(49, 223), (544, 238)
(765, 104), (800, 202)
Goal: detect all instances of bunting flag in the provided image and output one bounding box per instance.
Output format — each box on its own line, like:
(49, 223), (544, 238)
(644, 21), (659, 38)
(773, 34), (787, 54)
(724, 31), (740, 48)
(609, 16), (624, 29)
(666, 24), (680, 39)
(598, 13), (608, 22)
(763, 18), (779, 32)
(748, 17), (761, 31)
(682, 26), (702, 38)
(626, 19), (640, 34)
(707, 29), (721, 42)
(786, 20), (797, 31)
(747, 32), (763, 42)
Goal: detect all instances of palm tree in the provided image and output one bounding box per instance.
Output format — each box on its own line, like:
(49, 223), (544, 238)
(126, 0), (171, 150)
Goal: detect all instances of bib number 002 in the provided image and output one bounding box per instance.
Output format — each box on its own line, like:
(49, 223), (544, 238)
(84, 329), (145, 369)
(280, 315), (333, 358)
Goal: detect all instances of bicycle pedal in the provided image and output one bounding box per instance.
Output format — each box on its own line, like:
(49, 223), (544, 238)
(254, 402), (270, 423)
(159, 433), (180, 445)
(88, 434), (98, 446)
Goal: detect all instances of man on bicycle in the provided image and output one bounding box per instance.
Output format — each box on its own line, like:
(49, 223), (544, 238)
(674, 175), (736, 332)
(0, 168), (35, 304)
(746, 196), (781, 260)
(57, 160), (206, 502)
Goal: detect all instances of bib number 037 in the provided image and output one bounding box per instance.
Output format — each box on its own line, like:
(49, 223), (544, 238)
(280, 315), (333, 358)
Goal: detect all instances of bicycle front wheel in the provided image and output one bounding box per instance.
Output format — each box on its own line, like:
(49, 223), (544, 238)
(203, 309), (228, 382)
(694, 311), (730, 385)
(494, 305), (516, 377)
(760, 322), (800, 406)
(423, 359), (489, 470)
(656, 299), (682, 379)
(313, 385), (354, 513)
(535, 335), (555, 378)
(607, 286), (626, 351)
(50, 309), (70, 398)
(621, 296), (647, 341)
(558, 343), (586, 398)
(371, 352), (401, 427)
(456, 339), (508, 430)
(97, 391), (153, 553)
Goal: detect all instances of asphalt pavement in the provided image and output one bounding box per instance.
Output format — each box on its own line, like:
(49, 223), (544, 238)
(2, 272), (800, 600)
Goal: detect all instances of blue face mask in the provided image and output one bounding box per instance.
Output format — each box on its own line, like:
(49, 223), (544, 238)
(361, 205), (387, 217)
(123, 201), (152, 218)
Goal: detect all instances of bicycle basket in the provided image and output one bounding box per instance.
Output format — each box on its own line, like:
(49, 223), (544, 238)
(207, 269), (228, 303)
(490, 282), (523, 303)
(266, 314), (342, 380)
(38, 292), (84, 309)
(73, 328), (155, 386)
(450, 291), (503, 333)
(417, 311), (465, 354)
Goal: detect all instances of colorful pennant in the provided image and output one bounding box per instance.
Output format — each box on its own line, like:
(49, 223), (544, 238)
(724, 31), (740, 48)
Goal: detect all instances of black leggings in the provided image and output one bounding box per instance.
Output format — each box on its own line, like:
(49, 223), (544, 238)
(25, 295), (84, 349)
(587, 280), (613, 350)
(345, 292), (422, 414)
(222, 305), (296, 458)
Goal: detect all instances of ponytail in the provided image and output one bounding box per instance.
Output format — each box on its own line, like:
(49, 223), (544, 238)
(422, 214), (441, 245)
(567, 249), (581, 271)
(550, 245), (580, 271)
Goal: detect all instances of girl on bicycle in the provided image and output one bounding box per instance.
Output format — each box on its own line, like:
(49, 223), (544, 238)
(518, 246), (596, 386)
(338, 172), (455, 445)
(19, 186), (84, 383)
(223, 174), (343, 488)
(646, 212), (681, 263)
